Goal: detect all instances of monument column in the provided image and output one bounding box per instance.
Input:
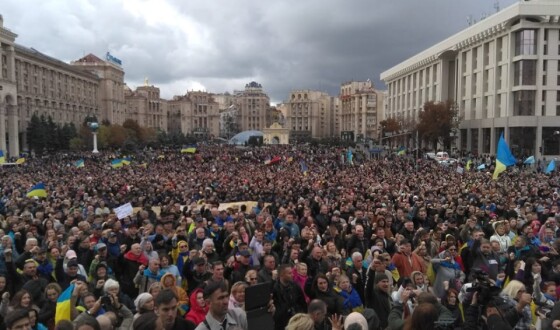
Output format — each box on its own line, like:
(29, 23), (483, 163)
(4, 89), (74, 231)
(7, 103), (19, 157)
(0, 102), (6, 153)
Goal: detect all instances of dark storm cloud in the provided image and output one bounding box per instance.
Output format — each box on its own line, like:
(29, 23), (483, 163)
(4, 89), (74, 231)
(2, 0), (517, 102)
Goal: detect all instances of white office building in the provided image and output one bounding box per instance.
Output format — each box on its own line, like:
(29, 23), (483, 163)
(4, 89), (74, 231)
(381, 0), (560, 157)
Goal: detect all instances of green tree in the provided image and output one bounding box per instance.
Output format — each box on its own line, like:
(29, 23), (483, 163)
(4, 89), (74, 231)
(417, 100), (458, 150)
(26, 114), (44, 154)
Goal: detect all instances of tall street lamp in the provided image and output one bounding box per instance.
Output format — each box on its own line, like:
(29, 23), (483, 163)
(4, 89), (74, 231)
(88, 122), (99, 153)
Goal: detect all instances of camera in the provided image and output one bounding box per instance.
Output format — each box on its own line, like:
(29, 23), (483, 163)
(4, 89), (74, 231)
(100, 295), (112, 306)
(465, 269), (502, 307)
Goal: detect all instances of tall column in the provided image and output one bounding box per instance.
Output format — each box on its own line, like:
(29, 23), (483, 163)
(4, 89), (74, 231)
(490, 126), (497, 155)
(7, 45), (15, 82)
(7, 103), (19, 157)
(0, 102), (6, 153)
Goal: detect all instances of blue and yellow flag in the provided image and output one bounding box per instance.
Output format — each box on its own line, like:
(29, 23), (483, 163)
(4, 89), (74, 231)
(300, 160), (309, 176)
(122, 157), (132, 165)
(74, 159), (85, 168)
(15, 157), (25, 164)
(55, 283), (74, 324)
(492, 133), (516, 180)
(181, 147), (197, 154)
(397, 146), (406, 156)
(111, 159), (124, 168)
(0, 150), (4, 164)
(27, 183), (47, 198)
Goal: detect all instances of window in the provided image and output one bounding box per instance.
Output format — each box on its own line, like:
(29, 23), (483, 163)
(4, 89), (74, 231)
(513, 60), (537, 86)
(513, 90), (536, 116)
(515, 30), (537, 55)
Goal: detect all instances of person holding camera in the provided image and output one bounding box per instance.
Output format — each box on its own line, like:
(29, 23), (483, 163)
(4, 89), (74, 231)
(73, 281), (134, 330)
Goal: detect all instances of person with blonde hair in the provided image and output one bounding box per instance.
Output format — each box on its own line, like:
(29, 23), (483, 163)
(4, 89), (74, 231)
(228, 281), (247, 310)
(499, 280), (533, 329)
(286, 313), (314, 330)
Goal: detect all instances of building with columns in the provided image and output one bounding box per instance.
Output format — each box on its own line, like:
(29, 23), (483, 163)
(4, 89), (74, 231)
(381, 0), (560, 157)
(168, 91), (220, 138)
(0, 15), (20, 157)
(284, 90), (334, 140)
(124, 83), (168, 131)
(234, 82), (270, 132)
(339, 80), (384, 142)
(71, 53), (125, 125)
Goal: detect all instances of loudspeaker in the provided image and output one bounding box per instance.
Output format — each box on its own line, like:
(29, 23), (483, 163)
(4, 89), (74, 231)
(246, 306), (274, 330)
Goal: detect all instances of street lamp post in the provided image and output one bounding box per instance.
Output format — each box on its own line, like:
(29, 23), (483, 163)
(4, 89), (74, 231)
(88, 122), (99, 153)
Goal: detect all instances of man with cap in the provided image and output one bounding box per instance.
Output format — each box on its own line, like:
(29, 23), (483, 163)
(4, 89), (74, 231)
(102, 231), (122, 258)
(365, 273), (391, 329)
(56, 253), (87, 290)
(5, 248), (49, 306)
(183, 254), (211, 295)
(228, 250), (252, 284)
(33, 247), (55, 281)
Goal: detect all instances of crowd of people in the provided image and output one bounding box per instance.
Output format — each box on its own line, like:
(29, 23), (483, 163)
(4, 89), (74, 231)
(0, 144), (560, 330)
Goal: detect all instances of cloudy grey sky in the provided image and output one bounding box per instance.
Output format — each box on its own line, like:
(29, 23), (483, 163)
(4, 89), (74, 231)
(2, 0), (518, 103)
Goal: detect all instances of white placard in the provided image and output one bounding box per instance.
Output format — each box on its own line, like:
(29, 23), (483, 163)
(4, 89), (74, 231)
(114, 202), (133, 219)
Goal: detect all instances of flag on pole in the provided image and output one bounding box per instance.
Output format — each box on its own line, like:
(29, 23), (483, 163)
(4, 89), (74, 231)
(492, 133), (516, 180)
(74, 159), (85, 168)
(546, 159), (556, 174)
(55, 283), (75, 324)
(27, 183), (47, 198)
(300, 160), (309, 176)
(523, 156), (535, 165)
(0, 150), (4, 164)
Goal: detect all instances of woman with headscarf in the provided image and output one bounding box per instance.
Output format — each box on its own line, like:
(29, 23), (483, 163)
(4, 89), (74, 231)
(160, 273), (189, 314)
(185, 288), (208, 326)
(133, 292), (154, 321)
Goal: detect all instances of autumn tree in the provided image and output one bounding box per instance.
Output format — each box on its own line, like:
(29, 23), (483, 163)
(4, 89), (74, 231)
(417, 100), (458, 150)
(379, 117), (401, 135)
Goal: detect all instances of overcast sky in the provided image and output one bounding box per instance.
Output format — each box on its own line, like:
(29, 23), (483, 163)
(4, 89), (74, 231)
(2, 0), (518, 103)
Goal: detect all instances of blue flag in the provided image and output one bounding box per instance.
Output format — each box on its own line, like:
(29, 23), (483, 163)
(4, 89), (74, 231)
(523, 156), (535, 165)
(477, 164), (486, 170)
(546, 159), (556, 174)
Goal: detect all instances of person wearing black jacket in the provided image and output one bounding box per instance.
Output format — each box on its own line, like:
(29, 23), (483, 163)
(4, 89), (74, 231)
(272, 264), (307, 330)
(365, 273), (391, 329)
(5, 252), (48, 307)
(305, 274), (343, 318)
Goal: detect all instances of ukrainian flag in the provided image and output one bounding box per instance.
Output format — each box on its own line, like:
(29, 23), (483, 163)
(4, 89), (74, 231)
(27, 183), (47, 198)
(181, 147), (197, 154)
(300, 160), (309, 176)
(397, 147), (406, 156)
(111, 159), (124, 168)
(0, 150), (4, 164)
(492, 133), (516, 180)
(122, 157), (132, 165)
(74, 159), (85, 168)
(55, 283), (74, 324)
